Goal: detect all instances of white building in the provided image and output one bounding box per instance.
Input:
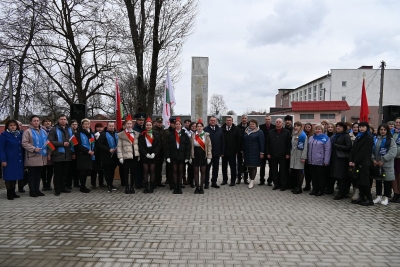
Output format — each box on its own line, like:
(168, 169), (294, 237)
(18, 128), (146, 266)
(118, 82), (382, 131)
(274, 66), (400, 126)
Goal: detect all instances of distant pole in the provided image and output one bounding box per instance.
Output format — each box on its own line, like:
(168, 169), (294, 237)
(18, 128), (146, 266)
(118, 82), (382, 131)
(378, 60), (385, 124)
(9, 60), (13, 119)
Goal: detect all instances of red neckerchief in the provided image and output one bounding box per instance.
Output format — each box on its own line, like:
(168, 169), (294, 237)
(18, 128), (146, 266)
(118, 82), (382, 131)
(195, 132), (205, 151)
(125, 129), (134, 144)
(277, 128), (282, 134)
(175, 130), (181, 144)
(142, 130), (154, 144)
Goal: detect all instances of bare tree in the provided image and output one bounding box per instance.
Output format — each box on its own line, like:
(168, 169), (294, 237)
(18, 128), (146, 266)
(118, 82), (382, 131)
(121, 0), (198, 115)
(209, 94), (228, 116)
(227, 110), (236, 115)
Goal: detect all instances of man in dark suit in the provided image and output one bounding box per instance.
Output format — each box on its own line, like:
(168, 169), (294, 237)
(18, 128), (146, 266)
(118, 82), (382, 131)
(237, 114), (249, 184)
(259, 115), (276, 186)
(221, 116), (241, 186)
(204, 116), (225, 188)
(266, 118), (291, 191)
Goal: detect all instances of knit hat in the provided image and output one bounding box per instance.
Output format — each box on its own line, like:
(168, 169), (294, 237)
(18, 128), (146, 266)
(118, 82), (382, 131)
(284, 115), (293, 122)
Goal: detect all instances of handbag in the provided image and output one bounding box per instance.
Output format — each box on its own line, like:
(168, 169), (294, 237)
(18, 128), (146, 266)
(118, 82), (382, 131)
(348, 165), (360, 180)
(336, 149), (349, 159)
(370, 165), (385, 179)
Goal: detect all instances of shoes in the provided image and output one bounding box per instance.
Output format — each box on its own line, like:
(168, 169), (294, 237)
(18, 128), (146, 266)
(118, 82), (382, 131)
(267, 182), (272, 186)
(272, 186), (280, 190)
(173, 184), (179, 194)
(91, 185), (97, 189)
(107, 186), (112, 193)
(309, 190), (316, 195)
(80, 187), (91, 193)
(30, 192), (38, 197)
(110, 185), (117, 191)
(244, 180), (249, 185)
(280, 187), (286, 191)
(236, 180), (241, 184)
(18, 188), (25, 193)
(221, 181), (227, 185)
(149, 183), (154, 194)
(199, 186), (204, 194)
(129, 186), (135, 194)
(204, 184), (209, 189)
(61, 189), (71, 193)
(229, 183), (235, 186)
(381, 196), (389, 205)
(12, 191), (20, 198)
(351, 197), (364, 205)
(360, 200), (374, 206)
(36, 191), (45, 196)
(177, 184), (183, 194)
(258, 182), (265, 186)
(194, 187), (200, 194)
(334, 194), (344, 200)
(389, 193), (399, 202)
(143, 183), (149, 194)
(248, 180), (254, 189)
(125, 186), (130, 194)
(373, 195), (382, 204)
(291, 187), (297, 193)
(55, 191), (60, 196)
(211, 183), (220, 188)
(315, 191), (323, 196)
(293, 188), (302, 194)
(65, 186), (72, 190)
(351, 188), (360, 201)
(303, 185), (311, 191)
(6, 189), (14, 200)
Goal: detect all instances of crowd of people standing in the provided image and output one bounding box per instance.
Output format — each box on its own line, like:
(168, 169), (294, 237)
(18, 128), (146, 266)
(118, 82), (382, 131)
(1, 113), (400, 207)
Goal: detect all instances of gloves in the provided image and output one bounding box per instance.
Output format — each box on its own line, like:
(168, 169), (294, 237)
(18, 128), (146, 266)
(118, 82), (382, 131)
(185, 159), (189, 163)
(189, 159), (192, 164)
(167, 158), (171, 163)
(94, 132), (100, 140)
(146, 153), (151, 158)
(150, 153), (155, 159)
(207, 159), (211, 164)
(119, 158), (124, 164)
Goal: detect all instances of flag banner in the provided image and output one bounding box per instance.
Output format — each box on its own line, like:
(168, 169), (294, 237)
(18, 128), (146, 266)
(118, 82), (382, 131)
(45, 140), (55, 152)
(69, 135), (78, 146)
(89, 137), (95, 144)
(116, 78), (123, 131)
(162, 67), (176, 128)
(359, 75), (370, 123)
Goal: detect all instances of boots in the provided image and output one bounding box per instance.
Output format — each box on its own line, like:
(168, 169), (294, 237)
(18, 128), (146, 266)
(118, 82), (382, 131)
(149, 182), (154, 193)
(248, 180), (254, 189)
(143, 182), (149, 194)
(173, 184), (179, 194)
(194, 186), (200, 194)
(177, 183), (183, 194)
(351, 188), (359, 201)
(199, 185), (204, 194)
(129, 185), (135, 194)
(125, 185), (130, 194)
(6, 189), (14, 200)
(373, 195), (382, 204)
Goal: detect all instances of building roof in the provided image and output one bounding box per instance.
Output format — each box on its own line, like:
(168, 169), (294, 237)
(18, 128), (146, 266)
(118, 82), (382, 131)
(291, 101), (350, 112)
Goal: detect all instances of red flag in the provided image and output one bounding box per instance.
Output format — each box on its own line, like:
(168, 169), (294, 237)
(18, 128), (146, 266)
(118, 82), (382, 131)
(116, 78), (123, 131)
(359, 76), (370, 123)
(69, 135), (78, 146)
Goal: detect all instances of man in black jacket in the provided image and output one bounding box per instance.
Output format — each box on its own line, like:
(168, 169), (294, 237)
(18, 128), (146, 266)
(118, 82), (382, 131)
(204, 116), (225, 188)
(96, 122), (119, 192)
(266, 118), (291, 191)
(221, 116), (241, 186)
(237, 114), (249, 184)
(259, 115), (276, 186)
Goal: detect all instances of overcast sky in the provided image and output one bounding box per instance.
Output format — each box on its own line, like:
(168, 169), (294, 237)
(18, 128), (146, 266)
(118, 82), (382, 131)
(172, 0), (400, 115)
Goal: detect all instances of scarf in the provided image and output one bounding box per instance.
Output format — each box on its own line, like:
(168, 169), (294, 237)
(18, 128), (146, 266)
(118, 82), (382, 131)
(106, 132), (118, 149)
(296, 131), (307, 150)
(31, 128), (48, 156)
(7, 129), (20, 137)
(125, 129), (135, 144)
(374, 136), (391, 155)
(80, 132), (95, 160)
(313, 133), (329, 144)
(142, 130), (154, 145)
(195, 131), (206, 151)
(356, 131), (370, 140)
(57, 127), (74, 153)
(175, 129), (181, 144)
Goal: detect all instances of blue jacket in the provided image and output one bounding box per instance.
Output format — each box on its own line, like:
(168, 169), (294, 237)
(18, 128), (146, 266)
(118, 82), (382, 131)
(204, 125), (225, 156)
(0, 131), (24, 181)
(242, 127), (265, 167)
(307, 134), (332, 166)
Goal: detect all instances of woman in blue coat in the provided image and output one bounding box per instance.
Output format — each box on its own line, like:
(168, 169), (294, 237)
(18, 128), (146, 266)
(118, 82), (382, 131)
(0, 120), (24, 200)
(242, 119), (265, 189)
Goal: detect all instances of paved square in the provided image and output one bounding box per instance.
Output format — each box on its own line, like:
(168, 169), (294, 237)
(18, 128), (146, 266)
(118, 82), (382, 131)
(1, 171), (400, 267)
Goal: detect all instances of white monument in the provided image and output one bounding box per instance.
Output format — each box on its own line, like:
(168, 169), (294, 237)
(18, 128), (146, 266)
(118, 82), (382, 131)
(191, 57), (209, 122)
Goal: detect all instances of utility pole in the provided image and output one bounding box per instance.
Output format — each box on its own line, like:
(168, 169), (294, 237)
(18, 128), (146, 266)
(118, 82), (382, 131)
(9, 60), (13, 119)
(378, 60), (385, 124)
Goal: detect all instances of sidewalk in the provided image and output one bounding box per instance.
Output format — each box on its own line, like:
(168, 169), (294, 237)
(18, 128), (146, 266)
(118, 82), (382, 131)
(1, 170), (400, 267)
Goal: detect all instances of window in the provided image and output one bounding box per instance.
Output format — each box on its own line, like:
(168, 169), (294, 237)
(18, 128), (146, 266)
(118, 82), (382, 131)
(319, 89), (324, 100)
(308, 88), (312, 100)
(320, 114), (335, 120)
(300, 114), (314, 120)
(319, 83), (323, 90)
(313, 86), (317, 100)
(299, 90), (303, 101)
(342, 96), (346, 101)
(296, 92), (298, 101)
(342, 81), (347, 87)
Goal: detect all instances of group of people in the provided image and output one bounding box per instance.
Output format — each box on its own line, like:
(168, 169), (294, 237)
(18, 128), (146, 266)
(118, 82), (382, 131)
(1, 113), (400, 207)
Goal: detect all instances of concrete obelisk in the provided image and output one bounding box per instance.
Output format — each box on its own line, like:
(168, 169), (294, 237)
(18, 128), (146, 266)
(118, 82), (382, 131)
(191, 57), (209, 121)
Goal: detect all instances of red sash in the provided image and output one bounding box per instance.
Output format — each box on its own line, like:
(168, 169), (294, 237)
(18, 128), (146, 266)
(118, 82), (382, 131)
(145, 132), (154, 144)
(125, 131), (134, 144)
(175, 130), (180, 144)
(195, 134), (205, 151)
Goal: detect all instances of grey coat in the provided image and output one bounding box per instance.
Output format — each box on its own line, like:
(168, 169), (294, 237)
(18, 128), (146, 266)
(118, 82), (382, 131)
(371, 136), (397, 181)
(393, 131), (400, 158)
(290, 135), (308, 169)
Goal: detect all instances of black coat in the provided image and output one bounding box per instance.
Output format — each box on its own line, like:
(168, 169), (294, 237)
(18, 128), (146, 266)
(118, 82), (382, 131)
(138, 132), (161, 159)
(349, 133), (374, 186)
(259, 123), (276, 144)
(221, 123), (241, 156)
(266, 128), (291, 159)
(242, 128), (265, 167)
(204, 125), (225, 156)
(164, 128), (190, 161)
(330, 133), (352, 179)
(96, 130), (119, 166)
(74, 130), (95, 171)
